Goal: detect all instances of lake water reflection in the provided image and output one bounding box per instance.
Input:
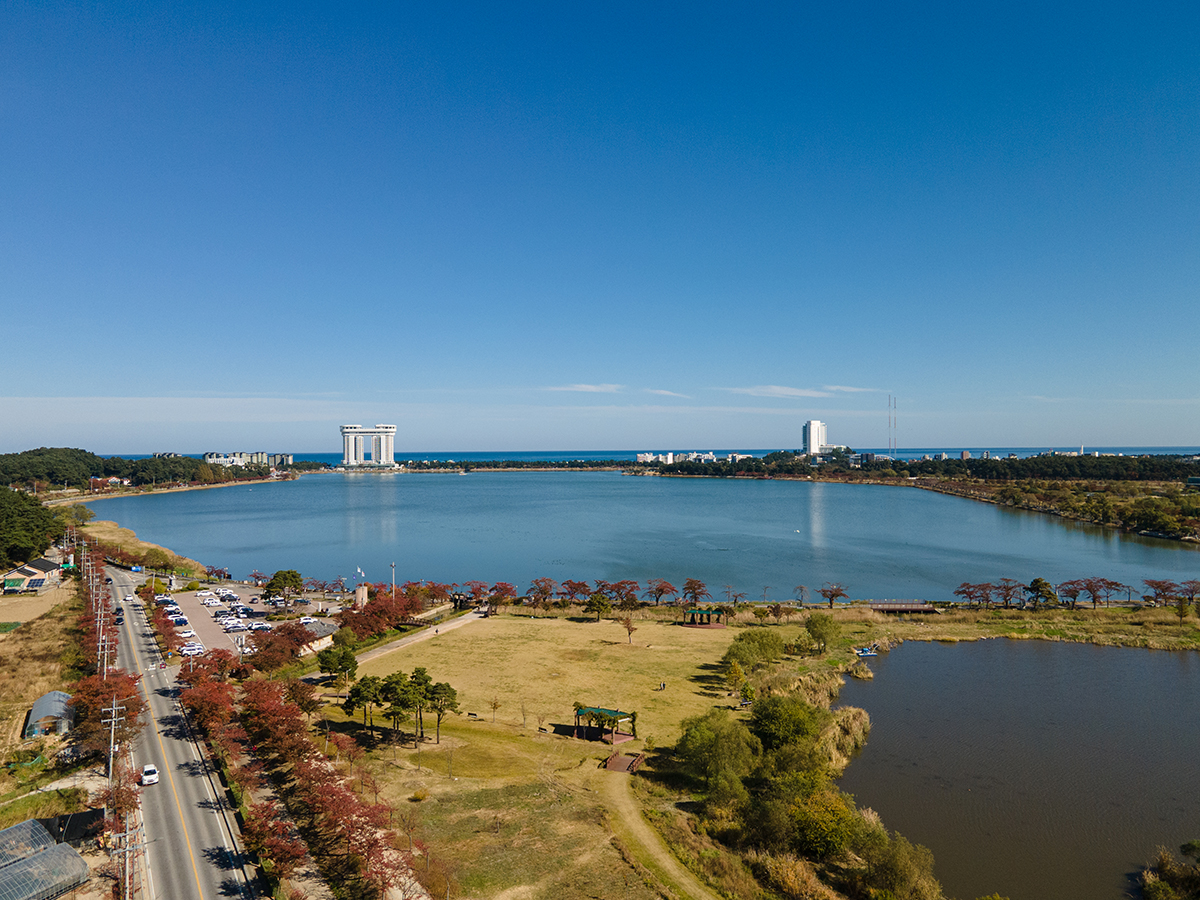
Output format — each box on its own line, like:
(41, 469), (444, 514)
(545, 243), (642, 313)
(837, 640), (1200, 900)
(87, 471), (1199, 598)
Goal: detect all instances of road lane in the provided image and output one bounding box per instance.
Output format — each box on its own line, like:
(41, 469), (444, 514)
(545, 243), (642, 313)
(109, 568), (256, 900)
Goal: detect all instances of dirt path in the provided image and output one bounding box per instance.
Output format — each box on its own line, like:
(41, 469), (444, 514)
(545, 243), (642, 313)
(597, 770), (722, 900)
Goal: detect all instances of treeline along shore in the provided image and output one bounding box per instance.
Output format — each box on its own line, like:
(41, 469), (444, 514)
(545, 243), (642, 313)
(644, 450), (1200, 544)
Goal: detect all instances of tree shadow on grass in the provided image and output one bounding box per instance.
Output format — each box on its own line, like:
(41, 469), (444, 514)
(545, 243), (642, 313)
(688, 661), (726, 697)
(635, 746), (701, 796)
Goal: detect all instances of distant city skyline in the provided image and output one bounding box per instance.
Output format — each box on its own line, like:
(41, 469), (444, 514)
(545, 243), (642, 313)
(3, 4), (1197, 453)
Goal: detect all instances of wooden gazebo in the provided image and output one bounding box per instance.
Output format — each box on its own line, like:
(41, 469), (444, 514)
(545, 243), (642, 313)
(682, 607), (728, 628)
(572, 705), (637, 744)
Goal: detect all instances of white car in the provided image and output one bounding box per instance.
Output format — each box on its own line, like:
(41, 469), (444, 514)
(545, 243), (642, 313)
(202, 598), (222, 607)
(250, 622), (272, 631)
(224, 623), (249, 633)
(299, 616), (317, 625)
(177, 629), (197, 639)
(141, 764), (159, 785)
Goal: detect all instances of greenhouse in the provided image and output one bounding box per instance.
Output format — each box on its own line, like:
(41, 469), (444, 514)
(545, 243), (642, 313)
(0, 819), (89, 900)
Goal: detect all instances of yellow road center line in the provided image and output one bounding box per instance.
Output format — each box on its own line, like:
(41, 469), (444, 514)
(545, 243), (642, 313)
(131, 602), (208, 900)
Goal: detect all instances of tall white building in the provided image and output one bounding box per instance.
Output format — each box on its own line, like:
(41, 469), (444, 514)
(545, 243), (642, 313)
(340, 425), (398, 468)
(803, 420), (827, 456)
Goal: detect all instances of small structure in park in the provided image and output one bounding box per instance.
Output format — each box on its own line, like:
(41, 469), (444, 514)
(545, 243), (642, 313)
(868, 600), (940, 614)
(572, 704), (637, 744)
(682, 607), (728, 628)
(24, 691), (74, 739)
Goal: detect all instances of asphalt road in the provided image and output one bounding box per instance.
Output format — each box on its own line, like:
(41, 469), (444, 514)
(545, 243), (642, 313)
(108, 567), (256, 900)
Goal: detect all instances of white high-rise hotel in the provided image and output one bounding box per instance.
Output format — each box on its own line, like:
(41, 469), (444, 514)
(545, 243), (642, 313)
(340, 424), (398, 468)
(802, 420), (827, 456)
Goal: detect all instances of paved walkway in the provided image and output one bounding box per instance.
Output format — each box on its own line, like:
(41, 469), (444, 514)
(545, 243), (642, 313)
(356, 609), (486, 667)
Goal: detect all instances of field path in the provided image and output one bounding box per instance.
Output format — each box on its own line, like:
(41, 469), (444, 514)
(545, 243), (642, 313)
(598, 771), (722, 900)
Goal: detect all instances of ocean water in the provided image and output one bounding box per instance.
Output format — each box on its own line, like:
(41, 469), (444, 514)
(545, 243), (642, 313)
(85, 470), (1198, 594)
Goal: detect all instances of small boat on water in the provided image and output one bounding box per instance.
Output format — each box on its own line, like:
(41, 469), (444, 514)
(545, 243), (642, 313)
(854, 646), (878, 658)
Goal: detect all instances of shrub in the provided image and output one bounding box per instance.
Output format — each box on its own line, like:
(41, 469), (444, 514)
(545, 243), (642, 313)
(723, 629), (785, 670)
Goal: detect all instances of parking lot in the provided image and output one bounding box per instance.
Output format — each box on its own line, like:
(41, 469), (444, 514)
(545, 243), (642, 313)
(151, 583), (268, 658)
(141, 584), (344, 660)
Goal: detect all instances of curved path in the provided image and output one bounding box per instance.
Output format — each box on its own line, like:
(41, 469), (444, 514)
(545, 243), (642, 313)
(598, 770), (722, 900)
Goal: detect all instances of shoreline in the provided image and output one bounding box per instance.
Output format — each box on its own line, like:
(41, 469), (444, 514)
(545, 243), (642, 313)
(41, 474), (291, 507)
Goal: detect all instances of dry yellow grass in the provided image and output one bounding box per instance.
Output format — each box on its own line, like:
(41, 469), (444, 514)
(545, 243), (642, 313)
(359, 613), (780, 746)
(341, 613), (778, 899)
(80, 519), (206, 575)
(0, 588), (82, 775)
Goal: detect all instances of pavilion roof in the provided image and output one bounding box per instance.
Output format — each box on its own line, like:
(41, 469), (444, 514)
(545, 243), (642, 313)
(576, 706), (630, 719)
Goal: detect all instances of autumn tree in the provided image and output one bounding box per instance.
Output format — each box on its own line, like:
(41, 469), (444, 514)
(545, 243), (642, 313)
(528, 577), (558, 614)
(69, 672), (147, 757)
(620, 616), (637, 643)
(559, 580), (590, 605)
(643, 578), (678, 606)
(993, 578), (1024, 609)
(818, 582), (848, 608)
(1144, 579), (1181, 607)
(682, 578), (711, 607)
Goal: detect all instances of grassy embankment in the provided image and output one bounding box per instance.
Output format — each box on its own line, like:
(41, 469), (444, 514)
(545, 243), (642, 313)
(0, 581), (90, 807)
(79, 519), (206, 577)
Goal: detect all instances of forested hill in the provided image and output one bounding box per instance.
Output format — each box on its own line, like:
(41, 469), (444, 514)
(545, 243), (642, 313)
(0, 447), (269, 488)
(0, 488), (64, 569)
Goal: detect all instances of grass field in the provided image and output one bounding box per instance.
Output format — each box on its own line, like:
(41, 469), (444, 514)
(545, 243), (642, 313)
(357, 613), (788, 746)
(337, 613), (783, 899)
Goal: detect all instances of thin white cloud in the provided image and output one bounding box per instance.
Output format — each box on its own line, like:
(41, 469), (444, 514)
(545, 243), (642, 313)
(724, 385), (832, 399)
(645, 389), (690, 398)
(544, 384), (623, 393)
(823, 385), (880, 393)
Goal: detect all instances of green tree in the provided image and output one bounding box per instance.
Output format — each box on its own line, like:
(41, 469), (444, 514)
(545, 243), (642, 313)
(316, 646), (358, 694)
(428, 682), (460, 743)
(726, 660), (746, 694)
(343, 675), (383, 734)
(583, 592), (612, 622)
(805, 612), (839, 653)
(265, 569), (303, 606)
(1025, 577), (1058, 610)
(750, 694), (830, 752)
(676, 708), (761, 790)
(143, 547), (172, 570)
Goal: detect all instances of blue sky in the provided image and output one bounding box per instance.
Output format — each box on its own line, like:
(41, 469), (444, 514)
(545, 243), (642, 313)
(3, 2), (1198, 454)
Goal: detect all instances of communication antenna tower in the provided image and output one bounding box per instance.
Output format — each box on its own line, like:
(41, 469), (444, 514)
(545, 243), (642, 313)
(887, 395), (898, 456)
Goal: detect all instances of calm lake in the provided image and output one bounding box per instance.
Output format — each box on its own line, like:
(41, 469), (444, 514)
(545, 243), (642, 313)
(86, 471), (1199, 597)
(87, 471), (1200, 896)
(838, 640), (1200, 900)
